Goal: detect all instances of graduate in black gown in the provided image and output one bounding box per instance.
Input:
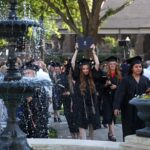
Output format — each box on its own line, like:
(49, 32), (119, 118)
(101, 56), (122, 141)
(18, 62), (49, 138)
(52, 63), (63, 122)
(114, 56), (150, 140)
(59, 63), (79, 138)
(92, 63), (107, 128)
(71, 43), (100, 140)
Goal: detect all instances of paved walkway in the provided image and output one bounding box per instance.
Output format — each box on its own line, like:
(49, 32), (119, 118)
(0, 115), (123, 142)
(48, 115), (123, 142)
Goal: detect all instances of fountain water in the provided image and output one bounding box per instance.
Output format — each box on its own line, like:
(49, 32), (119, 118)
(0, 0), (41, 149)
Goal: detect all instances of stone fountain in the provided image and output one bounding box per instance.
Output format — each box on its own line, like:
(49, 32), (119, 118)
(0, 0), (40, 149)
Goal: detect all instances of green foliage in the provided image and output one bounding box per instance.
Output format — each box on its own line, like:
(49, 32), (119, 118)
(27, 27), (33, 38)
(141, 95), (150, 99)
(116, 114), (122, 124)
(1, 0), (133, 39)
(103, 36), (124, 54)
(16, 0), (60, 39)
(103, 36), (117, 47)
(44, 18), (61, 40)
(22, 0), (81, 35)
(48, 127), (58, 138)
(44, 54), (66, 64)
(111, 46), (124, 53)
(0, 39), (8, 48)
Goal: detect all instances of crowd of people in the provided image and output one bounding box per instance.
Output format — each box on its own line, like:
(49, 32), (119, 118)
(0, 43), (150, 142)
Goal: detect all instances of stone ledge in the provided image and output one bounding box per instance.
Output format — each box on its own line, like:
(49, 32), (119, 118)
(28, 139), (122, 150)
(121, 135), (150, 150)
(125, 135), (150, 146)
(121, 143), (149, 150)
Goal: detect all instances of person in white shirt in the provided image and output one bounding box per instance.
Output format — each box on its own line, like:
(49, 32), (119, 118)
(143, 60), (150, 80)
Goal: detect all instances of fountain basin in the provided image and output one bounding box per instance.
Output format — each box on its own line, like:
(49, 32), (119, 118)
(130, 97), (150, 137)
(0, 78), (52, 100)
(0, 80), (33, 99)
(28, 139), (122, 150)
(0, 20), (39, 38)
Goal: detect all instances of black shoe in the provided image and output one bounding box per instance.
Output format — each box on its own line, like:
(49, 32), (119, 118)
(54, 117), (57, 122)
(108, 133), (116, 142)
(58, 118), (62, 122)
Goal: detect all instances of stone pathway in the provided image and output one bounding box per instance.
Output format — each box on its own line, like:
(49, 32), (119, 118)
(48, 115), (123, 142)
(0, 115), (123, 142)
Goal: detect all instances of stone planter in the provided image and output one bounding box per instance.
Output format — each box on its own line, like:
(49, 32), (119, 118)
(130, 97), (150, 137)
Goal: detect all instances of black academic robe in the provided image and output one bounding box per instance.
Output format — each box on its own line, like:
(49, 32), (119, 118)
(93, 69), (107, 125)
(114, 75), (150, 139)
(18, 86), (49, 138)
(60, 72), (79, 133)
(72, 66), (100, 130)
(102, 75), (120, 124)
(52, 74), (63, 110)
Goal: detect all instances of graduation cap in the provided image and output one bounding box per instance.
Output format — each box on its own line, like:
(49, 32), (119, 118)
(78, 58), (95, 68)
(49, 61), (56, 67)
(105, 56), (118, 62)
(22, 62), (39, 72)
(126, 56), (142, 66)
(79, 58), (90, 65)
(54, 62), (61, 67)
(78, 58), (91, 66)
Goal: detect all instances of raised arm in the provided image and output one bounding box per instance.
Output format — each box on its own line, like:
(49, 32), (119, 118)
(71, 43), (78, 70)
(91, 44), (100, 71)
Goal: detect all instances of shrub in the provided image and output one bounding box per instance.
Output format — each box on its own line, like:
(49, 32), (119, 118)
(48, 127), (58, 138)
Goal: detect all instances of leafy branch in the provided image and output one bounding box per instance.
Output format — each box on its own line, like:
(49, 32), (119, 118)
(43, 0), (81, 35)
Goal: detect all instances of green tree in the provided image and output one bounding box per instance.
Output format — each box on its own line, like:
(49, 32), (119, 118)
(1, 0), (134, 41)
(35, 0), (134, 41)
(0, 39), (8, 48)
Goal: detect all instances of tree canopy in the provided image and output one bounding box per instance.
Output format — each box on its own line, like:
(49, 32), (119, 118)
(28, 0), (133, 40)
(1, 0), (134, 40)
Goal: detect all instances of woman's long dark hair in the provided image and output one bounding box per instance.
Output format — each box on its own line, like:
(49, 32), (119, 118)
(79, 65), (95, 95)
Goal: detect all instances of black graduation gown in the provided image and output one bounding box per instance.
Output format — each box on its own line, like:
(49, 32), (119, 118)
(93, 69), (106, 118)
(19, 87), (49, 138)
(59, 72), (79, 133)
(114, 75), (150, 138)
(52, 74), (63, 110)
(72, 67), (100, 130)
(102, 75), (120, 124)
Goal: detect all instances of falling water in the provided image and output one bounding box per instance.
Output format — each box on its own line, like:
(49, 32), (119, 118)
(22, 1), (32, 20)
(0, 1), (8, 20)
(28, 4), (31, 19)
(23, 1), (27, 20)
